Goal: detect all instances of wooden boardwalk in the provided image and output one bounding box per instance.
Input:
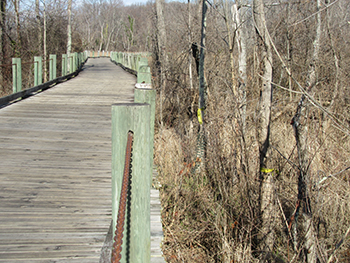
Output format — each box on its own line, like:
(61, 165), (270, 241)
(0, 58), (164, 262)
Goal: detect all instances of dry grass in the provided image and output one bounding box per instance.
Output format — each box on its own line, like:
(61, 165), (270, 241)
(154, 86), (350, 262)
(151, 5), (350, 260)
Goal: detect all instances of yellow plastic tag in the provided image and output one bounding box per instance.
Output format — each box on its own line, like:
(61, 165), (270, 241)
(260, 168), (276, 174)
(197, 108), (203, 125)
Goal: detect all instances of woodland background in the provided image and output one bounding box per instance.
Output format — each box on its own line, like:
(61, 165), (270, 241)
(1, 0), (350, 262)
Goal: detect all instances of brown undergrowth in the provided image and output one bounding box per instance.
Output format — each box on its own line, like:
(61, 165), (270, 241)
(154, 94), (350, 262)
(152, 15), (350, 260)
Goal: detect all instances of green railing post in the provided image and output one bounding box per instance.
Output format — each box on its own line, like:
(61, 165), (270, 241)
(131, 54), (135, 70)
(12, 58), (22, 93)
(127, 54), (131, 68)
(137, 57), (148, 72)
(136, 55), (141, 73)
(62, 54), (67, 76)
(77, 52), (80, 69)
(49, 54), (56, 81)
(77, 53), (81, 68)
(137, 58), (151, 84)
(76, 53), (79, 70)
(134, 89), (156, 183)
(137, 66), (151, 84)
(79, 53), (81, 67)
(69, 55), (73, 73)
(34, 56), (42, 86)
(74, 52), (78, 72)
(112, 103), (151, 263)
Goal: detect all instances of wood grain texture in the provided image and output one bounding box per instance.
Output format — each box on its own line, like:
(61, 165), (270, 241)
(0, 58), (137, 262)
(111, 103), (151, 263)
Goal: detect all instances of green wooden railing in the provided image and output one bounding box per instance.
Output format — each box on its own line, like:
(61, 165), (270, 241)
(110, 51), (156, 263)
(1, 50), (158, 262)
(1, 51), (88, 106)
(110, 52), (152, 84)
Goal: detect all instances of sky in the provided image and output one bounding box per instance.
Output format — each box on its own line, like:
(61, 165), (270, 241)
(123, 0), (183, 6)
(123, 0), (153, 5)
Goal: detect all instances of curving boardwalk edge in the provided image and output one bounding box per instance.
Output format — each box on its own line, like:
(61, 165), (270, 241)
(0, 57), (165, 262)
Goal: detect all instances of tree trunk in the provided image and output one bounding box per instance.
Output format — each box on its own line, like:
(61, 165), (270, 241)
(43, 0), (47, 82)
(231, 1), (249, 179)
(287, 1), (293, 102)
(253, 0), (274, 255)
(99, 22), (104, 52)
(35, 0), (42, 56)
(188, 0), (193, 92)
(198, 0), (207, 115)
(67, 0), (72, 72)
(196, 0), (208, 171)
(0, 0), (4, 55)
(326, 0), (339, 109)
(155, 0), (168, 127)
(188, 0), (194, 137)
(106, 25), (116, 52)
(0, 0), (6, 81)
(14, 0), (21, 55)
(224, 0), (237, 97)
(291, 1), (321, 262)
(233, 2), (247, 136)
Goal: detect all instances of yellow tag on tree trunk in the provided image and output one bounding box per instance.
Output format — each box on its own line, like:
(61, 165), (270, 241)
(260, 167), (277, 174)
(197, 108), (203, 125)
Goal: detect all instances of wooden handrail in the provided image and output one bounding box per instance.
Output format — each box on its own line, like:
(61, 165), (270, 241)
(0, 58), (86, 107)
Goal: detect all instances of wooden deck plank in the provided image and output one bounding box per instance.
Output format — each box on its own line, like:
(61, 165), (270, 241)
(0, 57), (165, 263)
(0, 58), (134, 262)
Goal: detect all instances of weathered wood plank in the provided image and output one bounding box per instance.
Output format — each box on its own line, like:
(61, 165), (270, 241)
(150, 186), (165, 263)
(0, 58), (135, 262)
(0, 57), (166, 262)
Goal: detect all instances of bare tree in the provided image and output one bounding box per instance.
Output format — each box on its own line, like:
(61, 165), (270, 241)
(326, 0), (340, 109)
(223, 0), (237, 97)
(36, 0), (42, 56)
(0, 0), (5, 64)
(14, 0), (21, 55)
(195, 0), (208, 171)
(188, 0), (193, 92)
(0, 0), (5, 87)
(253, 0), (275, 256)
(43, 0), (47, 82)
(98, 20), (104, 52)
(233, 1), (247, 135)
(291, 0), (321, 262)
(67, 0), (72, 72)
(155, 0), (168, 127)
